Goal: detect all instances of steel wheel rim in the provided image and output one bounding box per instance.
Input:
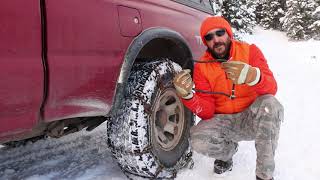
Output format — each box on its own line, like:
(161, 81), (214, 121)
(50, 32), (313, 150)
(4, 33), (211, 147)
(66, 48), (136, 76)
(152, 88), (185, 151)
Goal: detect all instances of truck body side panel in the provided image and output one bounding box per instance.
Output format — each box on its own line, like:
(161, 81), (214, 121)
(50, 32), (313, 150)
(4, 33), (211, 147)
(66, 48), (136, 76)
(116, 0), (209, 60)
(0, 1), (43, 137)
(43, 0), (122, 121)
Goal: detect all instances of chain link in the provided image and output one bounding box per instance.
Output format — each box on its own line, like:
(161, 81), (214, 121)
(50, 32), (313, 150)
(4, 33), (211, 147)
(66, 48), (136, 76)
(165, 58), (177, 76)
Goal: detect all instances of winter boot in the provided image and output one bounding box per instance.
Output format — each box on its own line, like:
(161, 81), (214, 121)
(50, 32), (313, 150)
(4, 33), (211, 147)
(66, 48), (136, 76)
(256, 175), (274, 180)
(213, 158), (233, 175)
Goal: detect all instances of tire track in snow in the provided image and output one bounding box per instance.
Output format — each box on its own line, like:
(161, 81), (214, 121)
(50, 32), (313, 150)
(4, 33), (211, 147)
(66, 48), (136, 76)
(0, 123), (126, 180)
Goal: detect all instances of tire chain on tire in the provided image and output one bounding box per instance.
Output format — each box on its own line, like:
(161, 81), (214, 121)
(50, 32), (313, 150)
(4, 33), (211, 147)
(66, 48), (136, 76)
(107, 59), (194, 179)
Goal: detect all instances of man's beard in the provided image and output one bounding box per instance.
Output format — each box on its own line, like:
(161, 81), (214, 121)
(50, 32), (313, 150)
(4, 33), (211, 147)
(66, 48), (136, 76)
(208, 39), (231, 60)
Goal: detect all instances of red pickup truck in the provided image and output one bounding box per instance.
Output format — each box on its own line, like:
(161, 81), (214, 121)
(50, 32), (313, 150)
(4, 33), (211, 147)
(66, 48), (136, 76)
(0, 0), (212, 178)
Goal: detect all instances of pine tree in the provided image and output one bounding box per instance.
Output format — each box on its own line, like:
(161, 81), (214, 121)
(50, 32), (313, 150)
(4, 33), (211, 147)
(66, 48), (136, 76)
(309, 2), (320, 40)
(281, 0), (318, 40)
(206, 0), (224, 15)
(221, 0), (256, 34)
(259, 0), (285, 30)
(247, 0), (259, 21)
(255, 1), (265, 24)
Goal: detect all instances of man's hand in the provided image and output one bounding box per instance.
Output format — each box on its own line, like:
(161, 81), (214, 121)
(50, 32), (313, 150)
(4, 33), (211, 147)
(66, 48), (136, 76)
(221, 61), (261, 85)
(173, 69), (194, 99)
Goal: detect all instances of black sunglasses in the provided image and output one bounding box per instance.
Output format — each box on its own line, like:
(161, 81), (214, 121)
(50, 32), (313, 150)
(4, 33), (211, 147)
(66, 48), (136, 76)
(204, 29), (226, 41)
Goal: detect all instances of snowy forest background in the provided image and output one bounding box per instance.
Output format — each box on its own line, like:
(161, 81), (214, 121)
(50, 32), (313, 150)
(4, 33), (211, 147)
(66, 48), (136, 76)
(209, 0), (320, 40)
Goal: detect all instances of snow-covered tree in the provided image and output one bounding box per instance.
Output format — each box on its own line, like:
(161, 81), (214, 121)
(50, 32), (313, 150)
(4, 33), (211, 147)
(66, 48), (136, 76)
(207, 0), (319, 41)
(309, 4), (320, 40)
(259, 0), (285, 30)
(254, 1), (265, 24)
(206, 0), (224, 15)
(221, 0), (256, 34)
(246, 0), (259, 22)
(281, 0), (318, 40)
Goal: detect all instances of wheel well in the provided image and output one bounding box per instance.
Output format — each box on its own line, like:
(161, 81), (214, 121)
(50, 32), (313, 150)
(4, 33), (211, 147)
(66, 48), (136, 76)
(136, 38), (193, 69)
(111, 28), (193, 116)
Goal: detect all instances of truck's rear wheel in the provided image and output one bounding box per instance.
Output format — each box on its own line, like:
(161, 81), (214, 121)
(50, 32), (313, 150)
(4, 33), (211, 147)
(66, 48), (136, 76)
(107, 59), (193, 178)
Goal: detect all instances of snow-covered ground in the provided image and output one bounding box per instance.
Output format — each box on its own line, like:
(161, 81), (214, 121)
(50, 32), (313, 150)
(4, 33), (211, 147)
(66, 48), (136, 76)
(1, 28), (320, 180)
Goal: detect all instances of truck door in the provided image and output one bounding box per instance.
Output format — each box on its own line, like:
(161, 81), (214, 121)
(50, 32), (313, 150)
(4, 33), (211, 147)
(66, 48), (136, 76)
(0, 1), (43, 137)
(43, 0), (122, 121)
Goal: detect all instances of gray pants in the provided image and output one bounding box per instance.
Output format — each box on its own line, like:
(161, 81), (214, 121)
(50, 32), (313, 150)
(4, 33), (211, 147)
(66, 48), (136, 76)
(190, 95), (284, 179)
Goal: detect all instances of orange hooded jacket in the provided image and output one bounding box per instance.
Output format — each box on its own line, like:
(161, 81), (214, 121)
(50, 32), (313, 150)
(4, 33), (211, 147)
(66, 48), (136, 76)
(181, 40), (277, 120)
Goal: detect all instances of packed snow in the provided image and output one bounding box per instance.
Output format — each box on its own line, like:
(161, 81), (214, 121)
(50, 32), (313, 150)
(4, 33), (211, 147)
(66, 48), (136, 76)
(1, 28), (320, 180)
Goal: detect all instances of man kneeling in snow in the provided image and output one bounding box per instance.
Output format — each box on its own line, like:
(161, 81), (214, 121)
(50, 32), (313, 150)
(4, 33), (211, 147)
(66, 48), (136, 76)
(173, 16), (283, 180)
